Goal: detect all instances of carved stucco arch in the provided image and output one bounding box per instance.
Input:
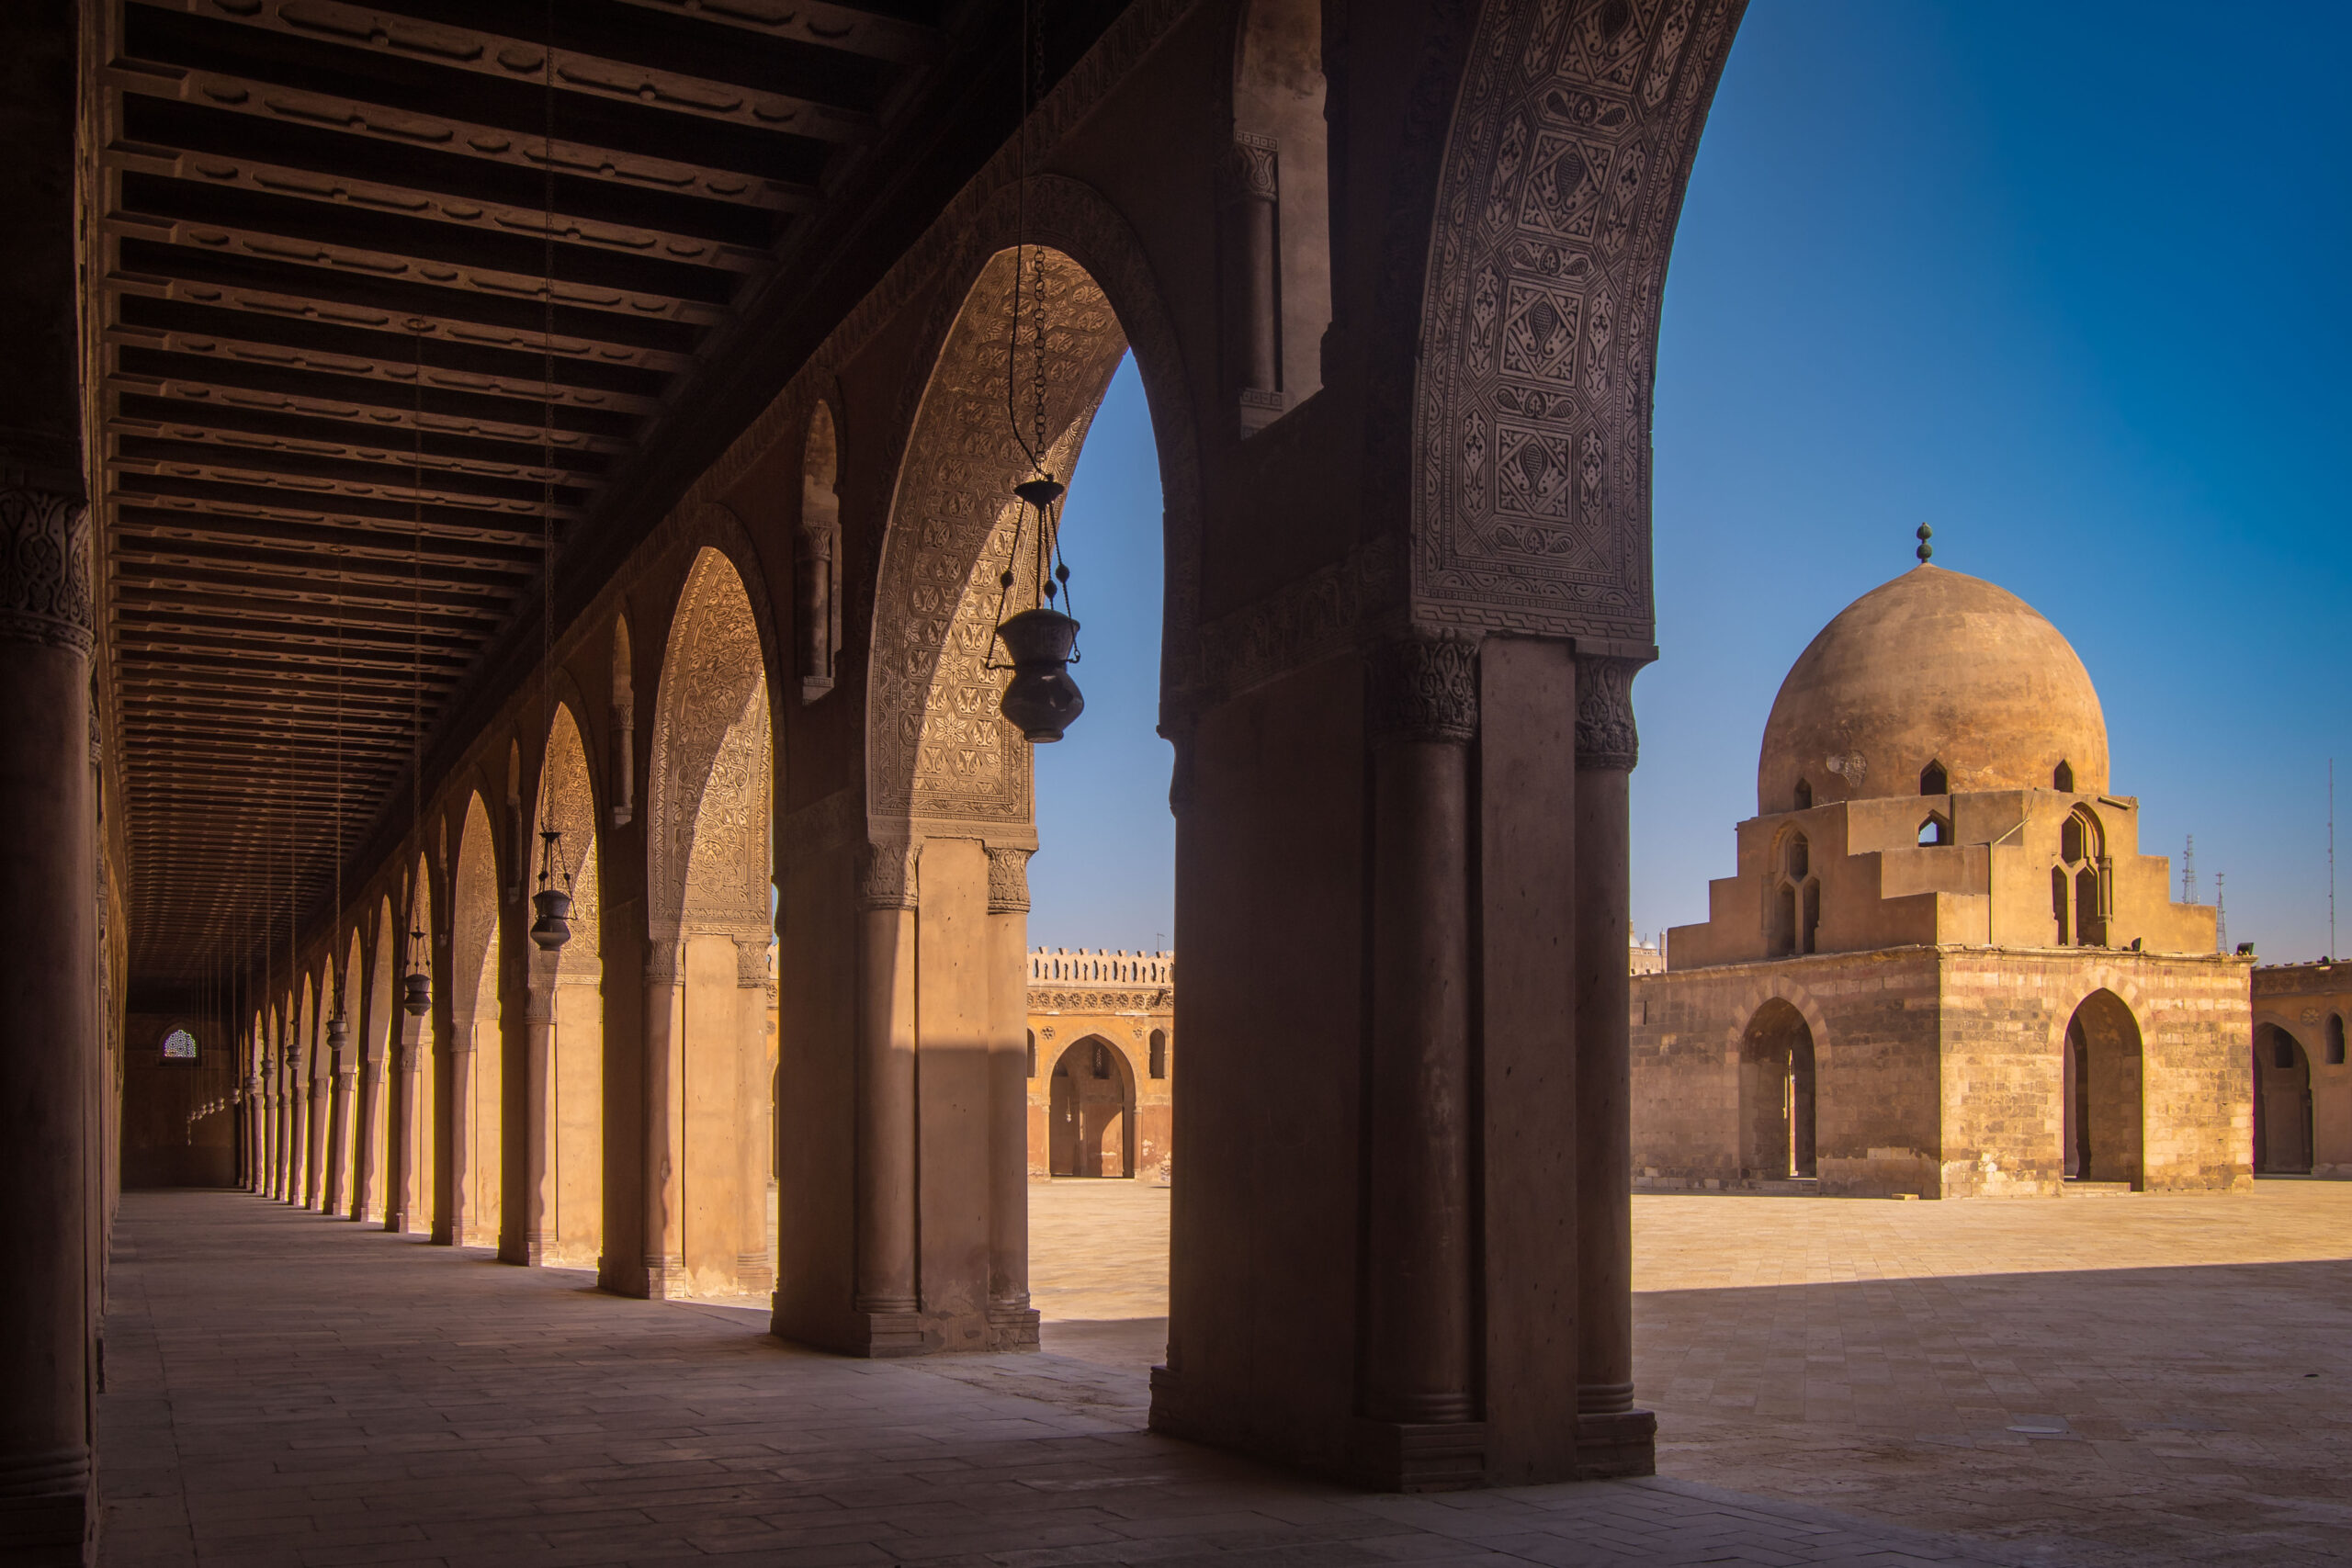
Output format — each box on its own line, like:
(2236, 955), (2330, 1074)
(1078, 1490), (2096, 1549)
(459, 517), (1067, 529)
(648, 543), (774, 953)
(448, 791), (503, 1032)
(866, 175), (1204, 847)
(534, 696), (605, 981)
(1411, 0), (1742, 637)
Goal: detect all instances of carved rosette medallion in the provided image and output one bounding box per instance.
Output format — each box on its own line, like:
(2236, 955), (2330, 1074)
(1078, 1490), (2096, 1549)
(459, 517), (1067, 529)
(0, 480), (93, 652)
(1575, 655), (1640, 772)
(1368, 634), (1479, 745)
(1411, 0), (1740, 637)
(856, 841), (920, 911)
(985, 846), (1033, 914)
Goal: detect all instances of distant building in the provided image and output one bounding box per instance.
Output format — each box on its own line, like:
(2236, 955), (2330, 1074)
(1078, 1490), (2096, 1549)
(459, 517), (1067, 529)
(2249, 960), (2349, 1176)
(1632, 564), (2251, 1198)
(1025, 949), (1174, 1181)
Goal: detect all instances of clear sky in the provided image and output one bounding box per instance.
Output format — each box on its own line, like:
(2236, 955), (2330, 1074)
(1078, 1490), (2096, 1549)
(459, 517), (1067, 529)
(1032, 0), (2351, 964)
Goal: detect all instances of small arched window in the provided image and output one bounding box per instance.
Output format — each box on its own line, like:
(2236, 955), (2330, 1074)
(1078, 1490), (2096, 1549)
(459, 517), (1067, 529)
(162, 1028), (198, 1061)
(1092, 1040), (1112, 1079)
(1792, 778), (1812, 810)
(2329, 1015), (2346, 1066)
(1919, 761), (1948, 795)
(1785, 832), (1809, 880)
(1025, 1030), (1037, 1078)
(2052, 761), (2075, 792)
(1917, 814), (1951, 847)
(1148, 1029), (1167, 1078)
(2051, 866), (2070, 944)
(2274, 1036), (2298, 1071)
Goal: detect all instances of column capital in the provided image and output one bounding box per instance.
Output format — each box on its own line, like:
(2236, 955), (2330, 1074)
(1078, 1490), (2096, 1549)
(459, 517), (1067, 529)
(1220, 131), (1278, 205)
(0, 479), (92, 653)
(731, 934), (771, 987)
(1368, 632), (1478, 746)
(985, 846), (1032, 914)
(856, 840), (919, 910)
(1575, 655), (1641, 772)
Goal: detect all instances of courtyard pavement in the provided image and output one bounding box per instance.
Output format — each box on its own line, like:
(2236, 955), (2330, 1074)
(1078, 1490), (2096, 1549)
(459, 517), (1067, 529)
(92, 1182), (2350, 1566)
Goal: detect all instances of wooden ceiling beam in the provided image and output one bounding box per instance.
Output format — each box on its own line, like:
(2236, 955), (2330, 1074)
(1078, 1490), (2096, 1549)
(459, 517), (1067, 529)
(111, 580), (500, 632)
(115, 533), (532, 593)
(111, 560), (514, 615)
(110, 390), (628, 470)
(115, 621), (477, 661)
(601, 0), (943, 67)
(114, 498), (560, 561)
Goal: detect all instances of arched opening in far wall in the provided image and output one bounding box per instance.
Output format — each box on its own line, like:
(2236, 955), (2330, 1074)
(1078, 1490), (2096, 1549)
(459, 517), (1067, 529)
(1738, 999), (1815, 1181)
(2063, 988), (2143, 1186)
(2254, 1024), (2313, 1175)
(1049, 1036), (1136, 1178)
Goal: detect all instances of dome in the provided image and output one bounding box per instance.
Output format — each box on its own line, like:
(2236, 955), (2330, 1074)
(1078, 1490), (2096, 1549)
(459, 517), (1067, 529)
(1758, 565), (2108, 812)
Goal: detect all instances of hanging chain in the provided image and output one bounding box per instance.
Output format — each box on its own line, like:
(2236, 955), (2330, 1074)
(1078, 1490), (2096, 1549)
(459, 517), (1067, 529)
(538, 0), (563, 892)
(410, 316), (427, 972)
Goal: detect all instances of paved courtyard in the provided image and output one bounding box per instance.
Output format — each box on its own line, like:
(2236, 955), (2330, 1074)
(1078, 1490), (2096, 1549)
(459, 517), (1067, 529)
(93, 1181), (2350, 1567)
(1026, 1179), (2352, 1567)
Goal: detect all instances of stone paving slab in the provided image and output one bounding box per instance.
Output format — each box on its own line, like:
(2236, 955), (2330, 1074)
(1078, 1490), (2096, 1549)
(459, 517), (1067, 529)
(99, 1192), (2036, 1568)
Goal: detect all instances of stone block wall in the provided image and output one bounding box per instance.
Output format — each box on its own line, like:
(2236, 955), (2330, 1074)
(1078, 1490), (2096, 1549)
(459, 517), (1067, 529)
(1634, 946), (2253, 1199)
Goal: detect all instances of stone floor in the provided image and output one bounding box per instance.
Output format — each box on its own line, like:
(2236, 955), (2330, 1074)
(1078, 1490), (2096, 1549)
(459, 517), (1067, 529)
(98, 1189), (2045, 1568)
(1023, 1179), (2352, 1568)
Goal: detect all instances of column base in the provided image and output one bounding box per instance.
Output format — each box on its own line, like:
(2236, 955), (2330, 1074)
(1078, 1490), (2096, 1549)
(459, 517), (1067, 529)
(1346, 1416), (1487, 1492)
(1575, 1408), (1657, 1479)
(838, 1308), (927, 1357)
(642, 1256), (687, 1301)
(0, 1450), (94, 1566)
(986, 1303), (1039, 1351)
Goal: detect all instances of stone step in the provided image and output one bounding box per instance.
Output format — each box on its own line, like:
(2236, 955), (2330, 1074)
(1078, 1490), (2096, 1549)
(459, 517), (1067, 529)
(2064, 1179), (2135, 1195)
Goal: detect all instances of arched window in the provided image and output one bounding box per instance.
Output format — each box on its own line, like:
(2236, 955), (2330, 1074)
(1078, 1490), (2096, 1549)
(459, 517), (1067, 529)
(2051, 866), (2070, 945)
(1148, 1029), (1167, 1078)
(1767, 830), (1820, 958)
(2275, 1036), (2297, 1071)
(1917, 814), (1951, 847)
(2052, 760), (2075, 792)
(1919, 760), (1948, 795)
(1792, 778), (1813, 810)
(2329, 1015), (2346, 1066)
(2057, 806), (2107, 946)
(1785, 832), (1809, 880)
(162, 1028), (198, 1061)
(1025, 1029), (1037, 1078)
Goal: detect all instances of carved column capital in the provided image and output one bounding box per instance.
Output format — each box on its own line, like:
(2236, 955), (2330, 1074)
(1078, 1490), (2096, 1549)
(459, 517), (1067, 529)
(1574, 656), (1641, 773)
(732, 934), (772, 987)
(856, 840), (919, 910)
(985, 846), (1033, 914)
(1368, 633), (1478, 746)
(1221, 131), (1279, 205)
(643, 943), (680, 986)
(0, 479), (93, 652)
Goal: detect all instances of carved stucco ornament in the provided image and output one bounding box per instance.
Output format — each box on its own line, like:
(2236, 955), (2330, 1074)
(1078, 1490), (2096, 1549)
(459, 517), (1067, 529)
(1575, 654), (1640, 771)
(0, 479), (93, 652)
(1368, 633), (1480, 745)
(856, 840), (920, 911)
(985, 846), (1033, 914)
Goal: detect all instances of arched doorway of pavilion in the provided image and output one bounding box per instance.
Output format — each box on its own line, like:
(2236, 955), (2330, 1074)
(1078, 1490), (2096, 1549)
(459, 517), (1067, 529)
(647, 546), (776, 1302)
(447, 793), (505, 1246)
(2254, 1024), (2313, 1175)
(1738, 999), (1815, 1182)
(533, 703), (605, 1269)
(2062, 989), (2144, 1187)
(1048, 1035), (1137, 1178)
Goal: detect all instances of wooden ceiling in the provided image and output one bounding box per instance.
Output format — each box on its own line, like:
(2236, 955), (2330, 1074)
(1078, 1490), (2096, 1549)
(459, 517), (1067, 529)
(102, 0), (1117, 990)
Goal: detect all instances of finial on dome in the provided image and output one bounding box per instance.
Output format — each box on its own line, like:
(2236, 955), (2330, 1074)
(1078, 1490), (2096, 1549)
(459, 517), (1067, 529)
(1915, 523), (1933, 563)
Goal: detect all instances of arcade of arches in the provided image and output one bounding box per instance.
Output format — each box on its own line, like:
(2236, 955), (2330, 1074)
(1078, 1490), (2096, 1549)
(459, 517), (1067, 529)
(86, 4), (2352, 1563)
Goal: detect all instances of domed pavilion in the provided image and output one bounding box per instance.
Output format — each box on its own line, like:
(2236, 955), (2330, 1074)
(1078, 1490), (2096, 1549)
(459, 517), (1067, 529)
(1632, 562), (2252, 1199)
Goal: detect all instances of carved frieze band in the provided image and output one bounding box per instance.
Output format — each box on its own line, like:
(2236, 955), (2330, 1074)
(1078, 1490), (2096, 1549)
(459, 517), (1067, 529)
(985, 846), (1033, 914)
(856, 840), (919, 910)
(0, 481), (93, 652)
(1575, 655), (1640, 772)
(1369, 633), (1480, 745)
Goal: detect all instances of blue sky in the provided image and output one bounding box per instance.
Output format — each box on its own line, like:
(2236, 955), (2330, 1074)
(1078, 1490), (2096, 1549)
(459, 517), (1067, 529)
(1033, 1), (2351, 963)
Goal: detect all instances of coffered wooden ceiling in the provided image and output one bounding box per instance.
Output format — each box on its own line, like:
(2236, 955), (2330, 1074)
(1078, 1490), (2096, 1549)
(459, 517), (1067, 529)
(103, 0), (1121, 989)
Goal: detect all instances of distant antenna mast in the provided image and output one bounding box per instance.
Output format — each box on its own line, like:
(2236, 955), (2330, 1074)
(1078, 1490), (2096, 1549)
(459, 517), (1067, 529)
(2180, 835), (2197, 906)
(2328, 758), (2336, 961)
(2214, 872), (2228, 955)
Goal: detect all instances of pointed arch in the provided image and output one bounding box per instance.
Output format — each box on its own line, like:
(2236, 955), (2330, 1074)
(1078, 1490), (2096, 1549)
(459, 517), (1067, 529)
(1048, 1034), (1138, 1178)
(450, 792), (504, 1243)
(534, 699), (605, 1267)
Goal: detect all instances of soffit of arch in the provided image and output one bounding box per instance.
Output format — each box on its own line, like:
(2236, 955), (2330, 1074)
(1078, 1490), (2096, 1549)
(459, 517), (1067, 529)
(1412, 0), (1737, 639)
(870, 247), (1127, 829)
(447, 803), (503, 1013)
(681, 695), (772, 930)
(536, 709), (607, 976)
(650, 553), (771, 938)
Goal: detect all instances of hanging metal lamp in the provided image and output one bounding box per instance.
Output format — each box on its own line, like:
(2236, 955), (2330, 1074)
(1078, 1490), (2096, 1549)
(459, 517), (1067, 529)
(326, 1011), (349, 1055)
(528, 827), (572, 952)
(993, 474), (1083, 742)
(400, 924), (431, 1017)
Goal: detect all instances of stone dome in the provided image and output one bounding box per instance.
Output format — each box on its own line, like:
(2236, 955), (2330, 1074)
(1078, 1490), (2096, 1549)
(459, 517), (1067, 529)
(1757, 565), (2109, 812)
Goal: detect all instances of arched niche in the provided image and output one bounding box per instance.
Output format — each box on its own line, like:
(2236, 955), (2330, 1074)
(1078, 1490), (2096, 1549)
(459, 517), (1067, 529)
(2253, 1023), (2312, 1174)
(534, 700), (605, 1268)
(797, 401), (842, 703)
(649, 545), (775, 1298)
(397, 852), (438, 1235)
(1737, 998), (1815, 1181)
(1048, 1035), (1137, 1179)
(450, 792), (504, 1242)
(360, 894), (396, 1223)
(2062, 988), (2143, 1186)
(1226, 0), (1330, 425)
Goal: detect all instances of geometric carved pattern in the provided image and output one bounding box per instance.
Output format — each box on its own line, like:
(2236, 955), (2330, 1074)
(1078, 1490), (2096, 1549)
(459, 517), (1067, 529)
(0, 481), (93, 652)
(1415, 0), (1742, 637)
(868, 242), (1130, 832)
